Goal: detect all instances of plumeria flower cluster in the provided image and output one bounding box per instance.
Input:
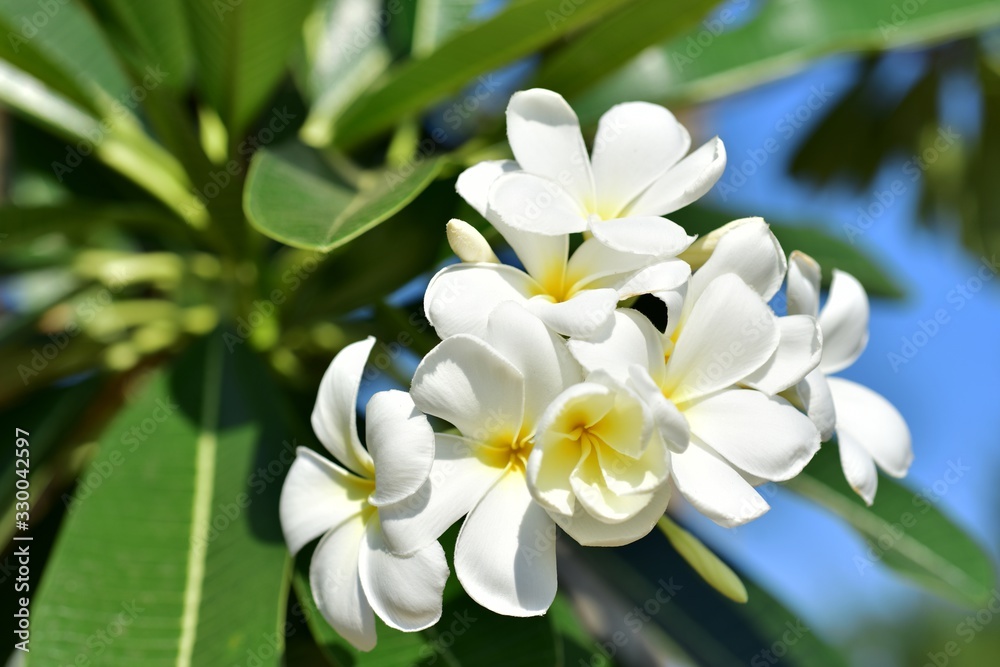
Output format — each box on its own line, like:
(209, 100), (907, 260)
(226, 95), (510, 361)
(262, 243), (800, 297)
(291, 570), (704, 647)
(279, 89), (913, 650)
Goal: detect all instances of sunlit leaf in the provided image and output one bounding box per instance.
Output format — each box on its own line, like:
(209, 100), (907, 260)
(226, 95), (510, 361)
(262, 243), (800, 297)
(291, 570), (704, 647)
(29, 337), (292, 666)
(786, 443), (997, 608)
(244, 143), (443, 251)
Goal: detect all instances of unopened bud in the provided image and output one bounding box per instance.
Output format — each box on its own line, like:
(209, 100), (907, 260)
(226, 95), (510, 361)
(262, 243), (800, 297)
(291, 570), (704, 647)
(446, 219), (499, 264)
(679, 217), (763, 269)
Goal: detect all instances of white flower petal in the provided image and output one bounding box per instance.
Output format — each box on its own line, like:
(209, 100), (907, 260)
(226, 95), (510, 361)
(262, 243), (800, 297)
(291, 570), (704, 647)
(570, 449), (652, 523)
(625, 137), (726, 216)
(279, 448), (371, 556)
(596, 430), (670, 496)
(742, 315), (822, 395)
(671, 442), (770, 528)
(553, 479), (671, 547)
(527, 433), (583, 516)
(526, 288), (620, 339)
(819, 270), (870, 374)
(490, 217), (569, 291)
(787, 251), (821, 317)
(424, 263), (537, 339)
(309, 515), (377, 652)
(629, 365), (690, 453)
(379, 434), (506, 556)
(411, 335), (525, 443)
(359, 518), (448, 632)
(455, 471), (557, 617)
(684, 389), (820, 482)
(505, 88), (594, 207)
(567, 309), (666, 385)
(828, 377), (912, 478)
(838, 435), (879, 505)
(365, 390), (435, 508)
(456, 160), (519, 216)
(689, 218), (787, 304)
(590, 217), (696, 257)
(486, 301), (583, 428)
(789, 368), (837, 441)
(566, 237), (652, 290)
(488, 171), (588, 235)
(663, 274), (779, 403)
(312, 337), (376, 477)
(614, 258), (691, 300)
(591, 102), (691, 217)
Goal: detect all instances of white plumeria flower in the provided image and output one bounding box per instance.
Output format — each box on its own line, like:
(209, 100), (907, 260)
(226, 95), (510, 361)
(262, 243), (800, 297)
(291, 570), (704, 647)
(667, 217), (823, 396)
(279, 337), (448, 651)
(527, 371), (674, 547)
(785, 252), (913, 504)
(570, 273), (821, 528)
(486, 88), (726, 252)
(380, 302), (664, 616)
(423, 165), (691, 340)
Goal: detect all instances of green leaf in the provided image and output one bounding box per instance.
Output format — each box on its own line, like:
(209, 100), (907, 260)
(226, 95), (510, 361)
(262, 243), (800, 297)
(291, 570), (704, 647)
(573, 0), (1000, 122)
(673, 205), (905, 298)
(412, 0), (480, 56)
(786, 443), (997, 608)
(298, 0), (393, 147)
(88, 0), (194, 90)
(0, 64), (207, 226)
(29, 336), (293, 666)
(183, 0), (316, 137)
(244, 142), (443, 251)
(292, 536), (560, 666)
(535, 0), (720, 98)
(658, 515), (748, 603)
(331, 0), (638, 148)
(0, 0), (134, 118)
(566, 536), (848, 667)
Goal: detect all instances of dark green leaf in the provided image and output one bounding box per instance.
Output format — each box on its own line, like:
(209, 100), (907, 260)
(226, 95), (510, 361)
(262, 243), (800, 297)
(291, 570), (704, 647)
(29, 336), (293, 666)
(573, 0), (1000, 122)
(183, 0), (316, 137)
(786, 443), (997, 608)
(244, 143), (443, 251)
(332, 0), (638, 148)
(536, 0), (720, 99)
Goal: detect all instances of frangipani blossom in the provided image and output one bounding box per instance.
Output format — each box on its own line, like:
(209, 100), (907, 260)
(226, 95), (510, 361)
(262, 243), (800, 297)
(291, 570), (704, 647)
(670, 217), (823, 396)
(785, 252), (913, 504)
(486, 89), (727, 255)
(570, 273), (821, 527)
(279, 337), (448, 651)
(422, 160), (691, 340)
(527, 371), (674, 547)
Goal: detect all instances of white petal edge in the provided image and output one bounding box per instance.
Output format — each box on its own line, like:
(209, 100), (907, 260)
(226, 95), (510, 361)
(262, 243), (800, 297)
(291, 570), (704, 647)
(742, 314), (822, 395)
(818, 270), (870, 374)
(625, 137), (727, 216)
(312, 337), (376, 477)
(359, 518), (448, 632)
(309, 515), (377, 652)
(455, 470), (557, 617)
(424, 263), (537, 340)
(366, 390), (435, 507)
(671, 442), (770, 528)
(828, 377), (912, 478)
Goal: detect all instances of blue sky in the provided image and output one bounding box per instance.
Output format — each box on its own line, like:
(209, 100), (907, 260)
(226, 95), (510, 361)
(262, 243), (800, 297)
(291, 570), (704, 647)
(684, 53), (1000, 648)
